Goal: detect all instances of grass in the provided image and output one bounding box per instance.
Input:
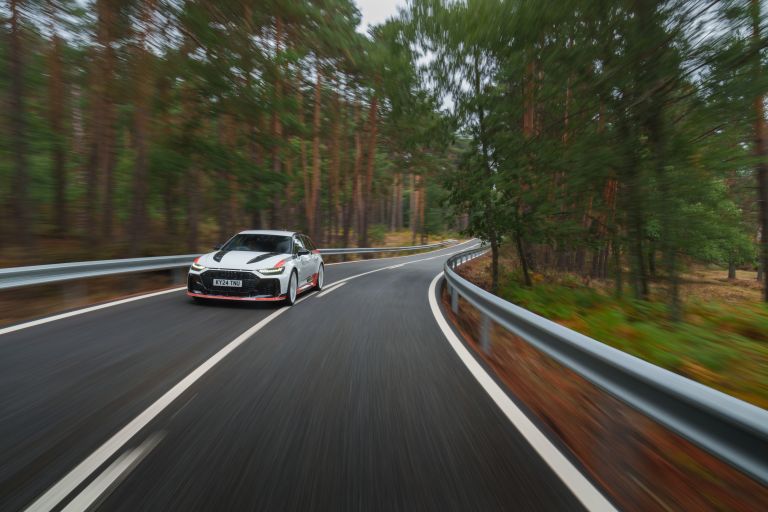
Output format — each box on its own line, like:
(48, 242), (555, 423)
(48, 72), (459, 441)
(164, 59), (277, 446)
(461, 260), (768, 409)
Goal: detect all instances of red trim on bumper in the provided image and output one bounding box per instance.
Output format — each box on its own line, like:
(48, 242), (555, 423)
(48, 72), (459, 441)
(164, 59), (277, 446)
(187, 291), (285, 302)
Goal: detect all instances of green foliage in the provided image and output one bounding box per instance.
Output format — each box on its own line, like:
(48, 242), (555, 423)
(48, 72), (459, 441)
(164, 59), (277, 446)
(408, 0), (767, 311)
(368, 224), (387, 245)
(497, 276), (768, 405)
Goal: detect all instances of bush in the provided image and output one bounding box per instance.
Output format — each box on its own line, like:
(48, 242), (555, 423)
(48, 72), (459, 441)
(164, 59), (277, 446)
(491, 272), (768, 406)
(368, 224), (387, 245)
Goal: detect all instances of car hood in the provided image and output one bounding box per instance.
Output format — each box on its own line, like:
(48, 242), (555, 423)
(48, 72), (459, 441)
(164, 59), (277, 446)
(197, 250), (289, 270)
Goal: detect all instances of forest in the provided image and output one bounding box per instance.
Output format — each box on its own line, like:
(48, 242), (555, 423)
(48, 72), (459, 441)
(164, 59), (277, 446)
(0, 0), (457, 265)
(405, 0), (768, 312)
(2, 0), (768, 312)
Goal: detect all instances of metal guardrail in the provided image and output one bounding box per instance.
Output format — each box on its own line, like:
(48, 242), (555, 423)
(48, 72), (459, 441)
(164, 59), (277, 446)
(0, 241), (456, 291)
(318, 240), (453, 255)
(443, 246), (768, 485)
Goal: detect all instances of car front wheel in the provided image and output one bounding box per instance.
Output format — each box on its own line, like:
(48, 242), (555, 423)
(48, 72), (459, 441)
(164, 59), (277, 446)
(286, 270), (298, 306)
(315, 264), (324, 291)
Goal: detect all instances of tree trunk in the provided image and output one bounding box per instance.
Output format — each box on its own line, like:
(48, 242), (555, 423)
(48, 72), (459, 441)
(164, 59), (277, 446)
(9, 0), (31, 247)
(186, 168), (199, 252)
(515, 233), (532, 287)
(648, 240), (656, 278)
(728, 257), (737, 280)
(411, 175), (419, 245)
(340, 96), (352, 248)
(490, 234), (500, 293)
(419, 175), (426, 243)
(99, 3), (117, 239)
(753, 0), (768, 302)
(48, 3), (68, 233)
(612, 235), (623, 298)
(128, 0), (154, 256)
(270, 17), (284, 229)
(389, 173), (398, 231)
(396, 173), (403, 229)
(163, 180), (176, 236)
(359, 94), (378, 248)
(328, 89), (341, 244)
(306, 65), (322, 241)
(352, 101), (364, 246)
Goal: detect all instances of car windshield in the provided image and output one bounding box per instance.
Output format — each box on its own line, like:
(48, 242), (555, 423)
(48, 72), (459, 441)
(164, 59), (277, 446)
(221, 234), (292, 254)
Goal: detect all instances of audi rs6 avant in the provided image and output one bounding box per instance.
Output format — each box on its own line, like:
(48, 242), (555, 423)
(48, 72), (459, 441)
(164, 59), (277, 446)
(187, 230), (324, 305)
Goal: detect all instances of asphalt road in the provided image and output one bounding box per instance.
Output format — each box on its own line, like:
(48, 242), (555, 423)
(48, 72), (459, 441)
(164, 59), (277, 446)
(0, 240), (589, 511)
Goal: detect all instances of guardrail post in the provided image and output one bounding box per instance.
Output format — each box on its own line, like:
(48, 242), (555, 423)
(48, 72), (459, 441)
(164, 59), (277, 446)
(173, 268), (186, 285)
(451, 287), (459, 313)
(480, 313), (491, 354)
(63, 281), (88, 304)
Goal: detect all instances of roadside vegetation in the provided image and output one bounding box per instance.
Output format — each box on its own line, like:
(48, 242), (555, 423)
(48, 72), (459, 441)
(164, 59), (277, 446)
(458, 251), (768, 408)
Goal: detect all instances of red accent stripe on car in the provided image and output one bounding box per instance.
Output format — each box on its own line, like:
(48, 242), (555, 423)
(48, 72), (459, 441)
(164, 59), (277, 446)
(193, 256), (201, 264)
(274, 258), (288, 268)
(187, 292), (286, 302)
(311, 250), (320, 254)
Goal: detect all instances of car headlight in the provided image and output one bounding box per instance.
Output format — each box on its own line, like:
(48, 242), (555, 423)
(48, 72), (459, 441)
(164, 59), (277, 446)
(191, 257), (205, 271)
(258, 267), (285, 275)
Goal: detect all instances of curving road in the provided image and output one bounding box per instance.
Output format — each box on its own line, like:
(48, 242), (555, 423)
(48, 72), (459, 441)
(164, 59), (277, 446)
(0, 241), (601, 511)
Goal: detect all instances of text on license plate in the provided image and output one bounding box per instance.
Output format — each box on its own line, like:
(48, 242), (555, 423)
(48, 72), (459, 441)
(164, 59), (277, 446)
(213, 278), (242, 287)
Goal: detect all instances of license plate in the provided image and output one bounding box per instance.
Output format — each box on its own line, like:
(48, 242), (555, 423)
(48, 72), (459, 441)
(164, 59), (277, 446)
(213, 279), (242, 287)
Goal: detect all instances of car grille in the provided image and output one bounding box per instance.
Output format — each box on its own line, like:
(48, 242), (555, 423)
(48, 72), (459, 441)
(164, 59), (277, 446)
(202, 270), (259, 295)
(195, 270), (280, 298)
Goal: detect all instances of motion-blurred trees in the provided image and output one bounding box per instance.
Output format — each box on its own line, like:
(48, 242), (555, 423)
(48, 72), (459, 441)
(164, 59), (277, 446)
(0, 0), (457, 261)
(409, 0), (768, 309)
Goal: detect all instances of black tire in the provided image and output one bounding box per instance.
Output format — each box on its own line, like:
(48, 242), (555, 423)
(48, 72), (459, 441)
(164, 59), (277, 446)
(314, 264), (324, 291)
(285, 270), (298, 306)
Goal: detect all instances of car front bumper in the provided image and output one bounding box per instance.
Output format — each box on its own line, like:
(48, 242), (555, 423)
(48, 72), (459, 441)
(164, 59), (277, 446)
(187, 269), (287, 300)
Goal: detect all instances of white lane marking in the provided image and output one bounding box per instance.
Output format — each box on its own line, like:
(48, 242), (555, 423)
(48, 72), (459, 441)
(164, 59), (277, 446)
(0, 287), (186, 337)
(427, 273), (617, 512)
(24, 294), (312, 512)
(315, 243), (476, 299)
(316, 281), (347, 298)
(318, 243), (480, 293)
(60, 432), (165, 512)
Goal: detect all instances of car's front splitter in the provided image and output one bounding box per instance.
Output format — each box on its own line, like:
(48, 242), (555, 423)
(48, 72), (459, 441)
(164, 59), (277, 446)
(187, 291), (286, 302)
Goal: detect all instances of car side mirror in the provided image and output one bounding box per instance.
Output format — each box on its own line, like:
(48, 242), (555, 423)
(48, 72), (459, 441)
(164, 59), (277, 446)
(298, 249), (310, 256)
(213, 244), (222, 250)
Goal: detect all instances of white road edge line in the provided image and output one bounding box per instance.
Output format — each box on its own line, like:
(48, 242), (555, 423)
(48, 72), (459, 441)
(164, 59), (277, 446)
(23, 294), (311, 512)
(60, 432), (165, 512)
(427, 272), (617, 512)
(1, 240), (477, 338)
(316, 281), (346, 298)
(318, 242), (480, 293)
(0, 287), (187, 337)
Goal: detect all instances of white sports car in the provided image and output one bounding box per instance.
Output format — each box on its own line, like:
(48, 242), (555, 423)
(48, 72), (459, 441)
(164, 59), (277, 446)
(187, 230), (324, 305)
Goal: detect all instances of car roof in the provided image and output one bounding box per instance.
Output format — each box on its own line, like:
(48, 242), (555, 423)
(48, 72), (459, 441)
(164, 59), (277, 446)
(237, 229), (297, 237)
